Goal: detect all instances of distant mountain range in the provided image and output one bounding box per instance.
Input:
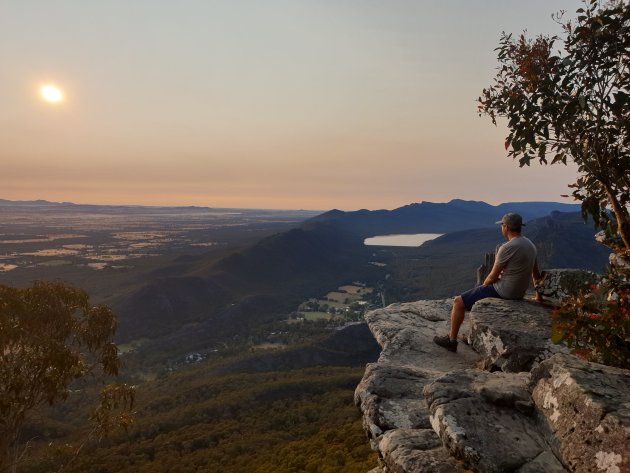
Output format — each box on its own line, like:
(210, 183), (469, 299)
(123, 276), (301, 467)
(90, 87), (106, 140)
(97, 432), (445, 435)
(0, 197), (580, 220)
(0, 198), (63, 206)
(116, 200), (601, 355)
(0, 198), (222, 212)
(307, 199), (582, 236)
(3, 197), (597, 349)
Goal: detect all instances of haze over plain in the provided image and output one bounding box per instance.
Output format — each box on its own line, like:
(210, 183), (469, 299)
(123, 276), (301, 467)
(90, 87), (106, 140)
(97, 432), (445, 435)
(1, 0), (585, 210)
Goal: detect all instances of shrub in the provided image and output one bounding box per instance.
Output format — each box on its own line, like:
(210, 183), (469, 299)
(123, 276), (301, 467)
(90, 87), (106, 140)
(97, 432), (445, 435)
(552, 266), (629, 368)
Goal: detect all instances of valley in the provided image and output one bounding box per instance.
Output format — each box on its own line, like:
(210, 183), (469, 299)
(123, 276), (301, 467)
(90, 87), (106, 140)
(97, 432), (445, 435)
(1, 199), (610, 472)
(0, 202), (320, 303)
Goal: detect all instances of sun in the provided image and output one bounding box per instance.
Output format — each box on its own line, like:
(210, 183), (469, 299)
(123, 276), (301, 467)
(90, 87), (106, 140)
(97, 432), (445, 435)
(39, 84), (64, 104)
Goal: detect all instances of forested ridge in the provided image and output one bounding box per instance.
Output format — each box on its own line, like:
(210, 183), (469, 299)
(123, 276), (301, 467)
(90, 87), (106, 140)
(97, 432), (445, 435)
(20, 362), (377, 473)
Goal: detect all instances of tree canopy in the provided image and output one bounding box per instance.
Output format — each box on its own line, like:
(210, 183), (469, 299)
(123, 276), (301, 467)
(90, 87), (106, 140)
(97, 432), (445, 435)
(478, 0), (630, 252)
(0, 281), (133, 472)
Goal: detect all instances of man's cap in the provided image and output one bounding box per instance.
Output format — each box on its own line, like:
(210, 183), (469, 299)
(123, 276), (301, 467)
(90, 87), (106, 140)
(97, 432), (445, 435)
(496, 212), (525, 230)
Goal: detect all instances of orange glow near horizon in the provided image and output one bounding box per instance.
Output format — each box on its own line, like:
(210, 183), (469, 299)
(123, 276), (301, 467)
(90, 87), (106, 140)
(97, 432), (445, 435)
(1, 1), (585, 211)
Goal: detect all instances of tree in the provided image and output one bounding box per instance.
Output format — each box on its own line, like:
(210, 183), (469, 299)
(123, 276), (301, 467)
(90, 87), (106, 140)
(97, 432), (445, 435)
(478, 0), (630, 253)
(0, 281), (134, 472)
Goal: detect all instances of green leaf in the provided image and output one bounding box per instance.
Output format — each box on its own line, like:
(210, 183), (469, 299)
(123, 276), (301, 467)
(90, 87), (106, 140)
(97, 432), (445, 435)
(613, 91), (628, 105)
(578, 96), (586, 109)
(551, 153), (565, 164)
(518, 154), (532, 167)
(478, 0), (630, 254)
(551, 325), (566, 344)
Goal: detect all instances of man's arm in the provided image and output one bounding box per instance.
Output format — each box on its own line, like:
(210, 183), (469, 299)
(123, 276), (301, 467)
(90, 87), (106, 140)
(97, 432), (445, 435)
(483, 263), (504, 286)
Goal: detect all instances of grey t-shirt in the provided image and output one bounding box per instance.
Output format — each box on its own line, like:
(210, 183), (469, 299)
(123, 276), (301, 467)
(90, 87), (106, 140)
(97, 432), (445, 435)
(492, 236), (537, 299)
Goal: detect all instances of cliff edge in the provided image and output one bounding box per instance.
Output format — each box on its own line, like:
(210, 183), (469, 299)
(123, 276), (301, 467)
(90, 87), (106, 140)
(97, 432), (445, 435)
(355, 297), (629, 473)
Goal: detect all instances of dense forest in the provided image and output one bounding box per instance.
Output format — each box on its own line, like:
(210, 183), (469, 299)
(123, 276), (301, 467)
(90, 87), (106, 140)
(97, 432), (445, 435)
(19, 363), (377, 473)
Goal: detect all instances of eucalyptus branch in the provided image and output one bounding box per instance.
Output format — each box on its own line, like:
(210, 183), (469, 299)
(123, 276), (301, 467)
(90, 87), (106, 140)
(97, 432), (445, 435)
(478, 0), (630, 250)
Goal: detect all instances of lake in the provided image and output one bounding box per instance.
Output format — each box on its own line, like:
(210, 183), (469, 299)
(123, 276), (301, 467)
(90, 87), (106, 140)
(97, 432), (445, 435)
(364, 233), (443, 247)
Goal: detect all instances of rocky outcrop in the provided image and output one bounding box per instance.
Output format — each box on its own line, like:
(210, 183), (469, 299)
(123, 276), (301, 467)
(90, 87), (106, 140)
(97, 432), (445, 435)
(468, 299), (569, 372)
(424, 370), (566, 473)
(535, 269), (600, 301)
(530, 354), (630, 473)
(354, 300), (479, 472)
(356, 297), (630, 473)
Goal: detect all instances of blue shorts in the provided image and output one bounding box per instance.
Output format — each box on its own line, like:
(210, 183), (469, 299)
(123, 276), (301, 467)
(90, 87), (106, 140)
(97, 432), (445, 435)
(460, 285), (501, 311)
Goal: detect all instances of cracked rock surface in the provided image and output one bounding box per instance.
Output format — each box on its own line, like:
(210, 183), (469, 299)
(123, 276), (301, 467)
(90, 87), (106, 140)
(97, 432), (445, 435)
(531, 354), (630, 473)
(356, 298), (629, 473)
(469, 298), (568, 372)
(378, 429), (467, 473)
(424, 369), (566, 473)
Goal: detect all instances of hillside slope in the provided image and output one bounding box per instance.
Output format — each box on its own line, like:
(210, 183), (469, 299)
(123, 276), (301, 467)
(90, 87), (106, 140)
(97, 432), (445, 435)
(113, 220), (379, 342)
(112, 201), (594, 350)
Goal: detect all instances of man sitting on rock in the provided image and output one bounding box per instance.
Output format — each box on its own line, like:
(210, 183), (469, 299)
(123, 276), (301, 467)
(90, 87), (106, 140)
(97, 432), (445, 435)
(434, 212), (542, 352)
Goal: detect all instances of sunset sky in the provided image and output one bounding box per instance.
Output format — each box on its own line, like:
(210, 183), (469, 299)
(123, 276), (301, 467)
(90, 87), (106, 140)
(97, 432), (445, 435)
(1, 0), (585, 210)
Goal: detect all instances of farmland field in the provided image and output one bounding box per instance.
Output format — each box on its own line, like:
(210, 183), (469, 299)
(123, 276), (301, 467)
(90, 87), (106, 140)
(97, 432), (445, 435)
(0, 201), (321, 304)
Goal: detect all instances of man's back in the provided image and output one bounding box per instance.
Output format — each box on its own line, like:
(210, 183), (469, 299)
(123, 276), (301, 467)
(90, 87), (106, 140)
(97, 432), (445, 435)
(493, 236), (537, 299)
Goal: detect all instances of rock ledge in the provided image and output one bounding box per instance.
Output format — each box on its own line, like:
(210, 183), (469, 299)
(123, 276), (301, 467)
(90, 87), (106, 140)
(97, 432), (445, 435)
(355, 298), (629, 473)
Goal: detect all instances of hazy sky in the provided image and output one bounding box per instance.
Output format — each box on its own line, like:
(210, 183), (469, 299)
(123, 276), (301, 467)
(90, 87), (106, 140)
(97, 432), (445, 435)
(1, 0), (585, 210)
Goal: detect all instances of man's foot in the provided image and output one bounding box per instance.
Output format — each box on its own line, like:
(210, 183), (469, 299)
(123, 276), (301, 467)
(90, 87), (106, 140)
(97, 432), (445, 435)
(434, 334), (458, 352)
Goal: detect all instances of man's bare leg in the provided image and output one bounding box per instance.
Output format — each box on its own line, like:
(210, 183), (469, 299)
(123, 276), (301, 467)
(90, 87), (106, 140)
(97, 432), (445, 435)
(449, 296), (466, 339)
